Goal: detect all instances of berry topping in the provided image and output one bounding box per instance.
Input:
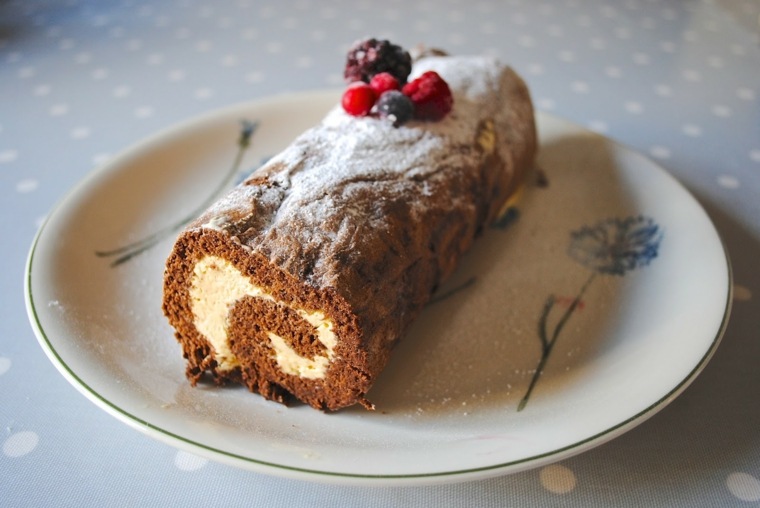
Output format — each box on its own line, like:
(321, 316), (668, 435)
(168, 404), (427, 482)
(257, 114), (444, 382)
(375, 90), (415, 127)
(341, 82), (377, 116)
(339, 39), (454, 125)
(402, 71), (454, 121)
(344, 38), (412, 84)
(369, 72), (400, 96)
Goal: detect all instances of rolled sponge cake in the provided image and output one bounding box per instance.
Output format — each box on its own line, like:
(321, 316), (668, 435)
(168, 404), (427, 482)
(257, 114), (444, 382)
(162, 55), (537, 411)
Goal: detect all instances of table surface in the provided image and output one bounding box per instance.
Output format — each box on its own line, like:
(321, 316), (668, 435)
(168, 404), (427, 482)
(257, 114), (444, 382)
(3, 0), (759, 506)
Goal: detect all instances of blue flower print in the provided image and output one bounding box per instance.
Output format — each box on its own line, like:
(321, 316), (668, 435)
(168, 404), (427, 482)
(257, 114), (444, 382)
(518, 215), (663, 411)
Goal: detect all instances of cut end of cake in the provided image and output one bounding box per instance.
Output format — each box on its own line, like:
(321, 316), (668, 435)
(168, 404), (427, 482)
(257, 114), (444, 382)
(162, 228), (374, 411)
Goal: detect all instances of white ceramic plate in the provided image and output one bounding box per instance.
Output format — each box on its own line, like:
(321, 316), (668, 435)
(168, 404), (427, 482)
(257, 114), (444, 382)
(25, 91), (731, 486)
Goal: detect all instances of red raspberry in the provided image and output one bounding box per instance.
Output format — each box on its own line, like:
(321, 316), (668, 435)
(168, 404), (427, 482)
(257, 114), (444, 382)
(369, 72), (399, 96)
(341, 82), (376, 116)
(402, 71), (454, 121)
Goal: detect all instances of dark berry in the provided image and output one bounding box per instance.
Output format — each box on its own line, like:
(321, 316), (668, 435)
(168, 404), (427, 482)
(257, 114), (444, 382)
(341, 82), (376, 116)
(375, 90), (414, 127)
(369, 72), (399, 96)
(344, 38), (412, 84)
(402, 71), (454, 121)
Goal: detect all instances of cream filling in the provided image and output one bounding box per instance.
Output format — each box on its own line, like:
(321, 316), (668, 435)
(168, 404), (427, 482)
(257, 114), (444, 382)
(476, 119), (496, 153)
(188, 255), (336, 378)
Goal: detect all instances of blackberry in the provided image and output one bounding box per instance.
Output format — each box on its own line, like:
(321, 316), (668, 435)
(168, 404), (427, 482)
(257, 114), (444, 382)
(344, 38), (412, 85)
(375, 90), (414, 127)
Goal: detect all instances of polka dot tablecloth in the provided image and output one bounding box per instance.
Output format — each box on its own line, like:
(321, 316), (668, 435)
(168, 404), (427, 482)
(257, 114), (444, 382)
(2, 0), (759, 506)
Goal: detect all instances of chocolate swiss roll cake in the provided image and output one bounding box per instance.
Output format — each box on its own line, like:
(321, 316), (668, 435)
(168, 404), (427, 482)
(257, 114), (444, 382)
(162, 51), (537, 411)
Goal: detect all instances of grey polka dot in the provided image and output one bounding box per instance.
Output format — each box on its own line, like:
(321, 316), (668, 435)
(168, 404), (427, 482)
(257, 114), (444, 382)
(70, 127), (91, 139)
(414, 20), (432, 33)
(711, 105), (731, 117)
(18, 66), (35, 78)
(281, 17), (298, 30)
(737, 87), (755, 101)
(558, 50), (575, 62)
(614, 27), (631, 39)
(733, 285), (752, 301)
(682, 124), (702, 137)
(168, 69), (186, 81)
(537, 97), (555, 110)
(195, 40), (212, 52)
(527, 63), (544, 75)
(547, 25), (563, 37)
(16, 179), (38, 193)
(727, 472), (760, 502)
(717, 174), (739, 189)
(265, 42), (283, 53)
(650, 145), (671, 159)
(632, 52), (650, 65)
(146, 53), (164, 65)
(539, 464), (577, 494)
(33, 84), (52, 96)
(518, 35), (535, 48)
(682, 69), (701, 82)
(605, 66), (623, 78)
(92, 153), (111, 165)
(0, 150), (19, 163)
(220, 55), (238, 67)
(589, 38), (606, 50)
(625, 101), (643, 114)
(571, 81), (589, 93)
(49, 103), (69, 116)
(244, 71), (263, 83)
(295, 56), (313, 68)
(194, 87), (214, 99)
(588, 120), (608, 133)
(654, 84), (673, 96)
(448, 33), (466, 46)
(175, 450), (208, 471)
(91, 68), (109, 80)
(126, 39), (142, 51)
(3, 431), (39, 458)
(134, 106), (154, 118)
(0, 356), (10, 375)
(74, 52), (92, 64)
(113, 85), (131, 98)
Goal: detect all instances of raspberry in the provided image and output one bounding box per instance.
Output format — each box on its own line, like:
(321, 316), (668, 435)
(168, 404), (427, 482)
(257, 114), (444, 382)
(369, 72), (399, 96)
(375, 90), (414, 127)
(341, 82), (376, 116)
(344, 38), (412, 84)
(402, 71), (454, 121)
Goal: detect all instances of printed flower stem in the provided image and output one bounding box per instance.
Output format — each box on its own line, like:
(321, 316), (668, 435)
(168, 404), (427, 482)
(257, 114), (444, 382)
(517, 271), (596, 412)
(96, 120), (258, 266)
(516, 215), (661, 411)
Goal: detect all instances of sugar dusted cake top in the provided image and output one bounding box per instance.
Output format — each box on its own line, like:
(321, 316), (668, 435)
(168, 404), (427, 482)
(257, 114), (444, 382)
(194, 56), (532, 291)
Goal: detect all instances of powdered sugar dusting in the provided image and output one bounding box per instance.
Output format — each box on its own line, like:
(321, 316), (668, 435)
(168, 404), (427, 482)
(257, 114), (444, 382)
(193, 55), (529, 288)
(414, 56), (505, 105)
